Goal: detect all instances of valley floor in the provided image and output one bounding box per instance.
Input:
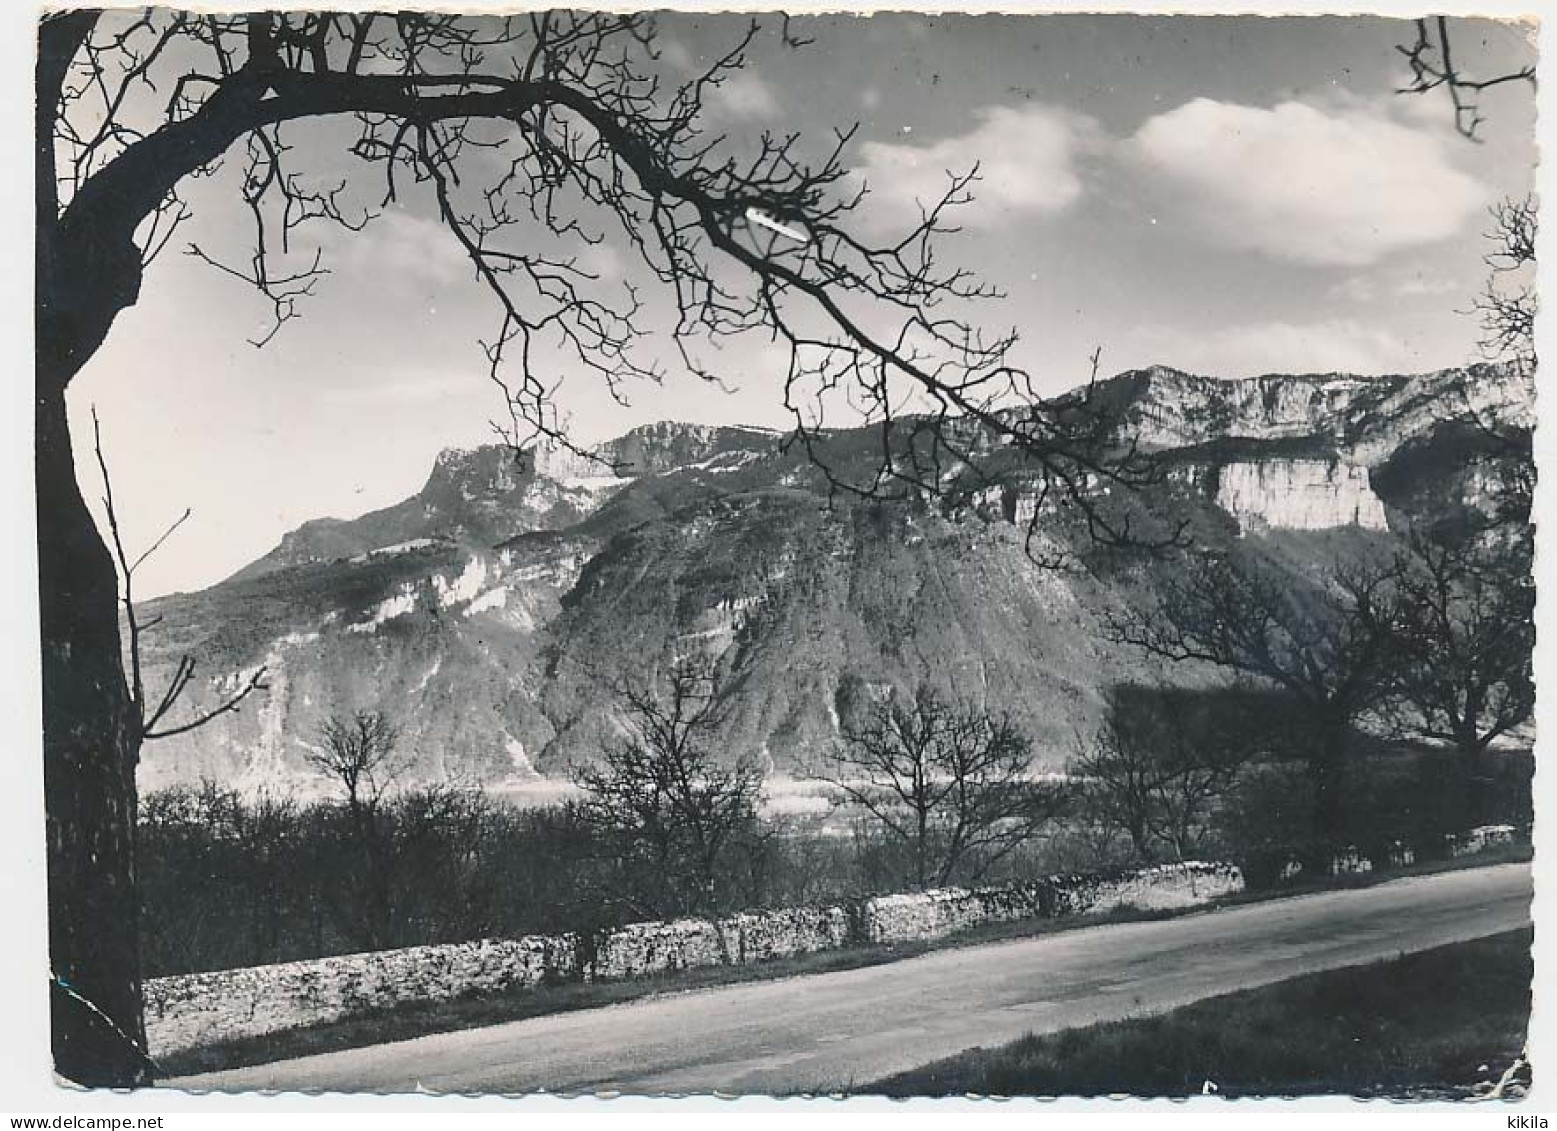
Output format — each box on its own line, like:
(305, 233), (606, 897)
(164, 861), (1532, 1097)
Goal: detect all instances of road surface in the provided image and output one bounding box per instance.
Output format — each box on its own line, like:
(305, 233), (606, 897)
(169, 862), (1532, 1096)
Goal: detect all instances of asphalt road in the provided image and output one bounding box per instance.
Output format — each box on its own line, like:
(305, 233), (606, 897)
(169, 862), (1532, 1096)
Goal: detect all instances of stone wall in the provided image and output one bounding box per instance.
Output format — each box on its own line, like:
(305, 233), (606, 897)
(1447, 824), (1519, 857)
(1244, 824), (1526, 888)
(146, 934), (578, 1061)
(145, 860), (1241, 1059)
(146, 826), (1520, 1062)
(859, 862), (1244, 946)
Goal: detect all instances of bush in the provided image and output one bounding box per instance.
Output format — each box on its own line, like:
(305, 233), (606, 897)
(139, 784), (618, 975)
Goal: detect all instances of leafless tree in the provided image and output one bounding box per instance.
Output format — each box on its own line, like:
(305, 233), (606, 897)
(1394, 12), (1537, 536)
(371, 781), (491, 949)
(1381, 528), (1534, 821)
(1473, 197), (1537, 371)
(1070, 722), (1158, 865)
(149, 783), (304, 966)
(1396, 15), (1536, 141)
(1390, 193), (1541, 820)
(311, 710), (400, 815)
(222, 786), (303, 961)
(37, 11), (1173, 1082)
(1456, 196), (1538, 531)
(571, 659), (763, 921)
(1071, 685), (1247, 864)
(307, 709), (404, 949)
(818, 686), (1064, 889)
(1107, 551), (1403, 837)
(90, 407), (269, 743)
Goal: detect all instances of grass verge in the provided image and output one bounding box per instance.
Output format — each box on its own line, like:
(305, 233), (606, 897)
(157, 845), (1531, 1081)
(870, 928), (1533, 1099)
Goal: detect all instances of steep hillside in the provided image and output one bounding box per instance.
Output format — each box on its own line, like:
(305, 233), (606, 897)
(134, 362), (1531, 796)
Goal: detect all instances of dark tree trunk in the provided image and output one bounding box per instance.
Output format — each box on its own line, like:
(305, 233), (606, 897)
(914, 807), (929, 891)
(1309, 719), (1349, 841)
(1128, 815), (1152, 864)
(1455, 739), (1489, 827)
(38, 16), (153, 1076)
(37, 380), (152, 1087)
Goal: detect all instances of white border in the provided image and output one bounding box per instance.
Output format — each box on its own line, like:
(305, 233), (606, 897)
(0, 1), (1548, 1123)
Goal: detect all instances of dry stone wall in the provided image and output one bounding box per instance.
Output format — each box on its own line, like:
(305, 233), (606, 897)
(1255, 825), (1523, 887)
(146, 831), (1518, 1061)
(1447, 824), (1519, 857)
(145, 861), (1240, 1059)
(146, 934), (577, 1061)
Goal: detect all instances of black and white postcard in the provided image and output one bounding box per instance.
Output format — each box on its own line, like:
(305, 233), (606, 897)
(14, 0), (1544, 1111)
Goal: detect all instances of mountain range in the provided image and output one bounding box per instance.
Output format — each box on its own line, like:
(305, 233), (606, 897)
(134, 362), (1533, 798)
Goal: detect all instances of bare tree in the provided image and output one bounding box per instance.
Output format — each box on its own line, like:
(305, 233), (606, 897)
(222, 787), (303, 964)
(1108, 552), (1403, 838)
(37, 11), (1172, 1082)
(382, 782), (494, 944)
(1397, 194), (1539, 820)
(819, 686), (1063, 889)
(1070, 720), (1158, 865)
(91, 406), (269, 742)
(571, 659), (764, 921)
(1473, 197), (1537, 372)
(62, 406), (272, 1080)
(307, 709), (401, 949)
(1398, 9), (1537, 522)
(1071, 685), (1247, 864)
(1392, 24), (1537, 824)
(310, 710), (400, 813)
(1455, 196), (1538, 531)
(1381, 529), (1534, 822)
(1396, 16), (1536, 140)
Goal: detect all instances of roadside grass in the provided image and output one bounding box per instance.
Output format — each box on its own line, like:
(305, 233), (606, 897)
(869, 928), (1533, 1099)
(156, 846), (1532, 1081)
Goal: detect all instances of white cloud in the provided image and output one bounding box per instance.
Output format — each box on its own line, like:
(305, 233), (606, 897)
(343, 208), (470, 286)
(657, 38), (696, 74)
(1137, 318), (1436, 378)
(1394, 274), (1464, 298)
(707, 70), (780, 120)
(1331, 269), (1467, 304)
(1129, 98), (1489, 267)
(853, 105), (1098, 231)
(1330, 276), (1379, 303)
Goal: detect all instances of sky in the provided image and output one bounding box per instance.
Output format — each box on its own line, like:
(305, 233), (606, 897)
(64, 11), (1539, 598)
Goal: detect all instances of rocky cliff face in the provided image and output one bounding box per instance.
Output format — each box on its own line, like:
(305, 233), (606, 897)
(1214, 460), (1388, 533)
(136, 362), (1530, 796)
(1112, 362), (1529, 460)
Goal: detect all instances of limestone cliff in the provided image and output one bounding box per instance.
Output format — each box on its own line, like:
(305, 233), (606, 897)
(136, 361), (1530, 795)
(1214, 460), (1387, 533)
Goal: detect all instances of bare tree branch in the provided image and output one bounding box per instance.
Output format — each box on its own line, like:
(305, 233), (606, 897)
(1453, 197), (1537, 531)
(89, 404), (268, 742)
(1396, 15), (1536, 141)
(814, 685), (1064, 888)
(1105, 548), (1405, 835)
(311, 710), (401, 809)
(1382, 527), (1534, 766)
(52, 12), (1177, 564)
(1072, 684), (1248, 863)
(571, 658), (764, 921)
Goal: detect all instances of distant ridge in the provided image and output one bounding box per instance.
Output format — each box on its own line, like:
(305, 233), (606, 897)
(144, 362), (1530, 796)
